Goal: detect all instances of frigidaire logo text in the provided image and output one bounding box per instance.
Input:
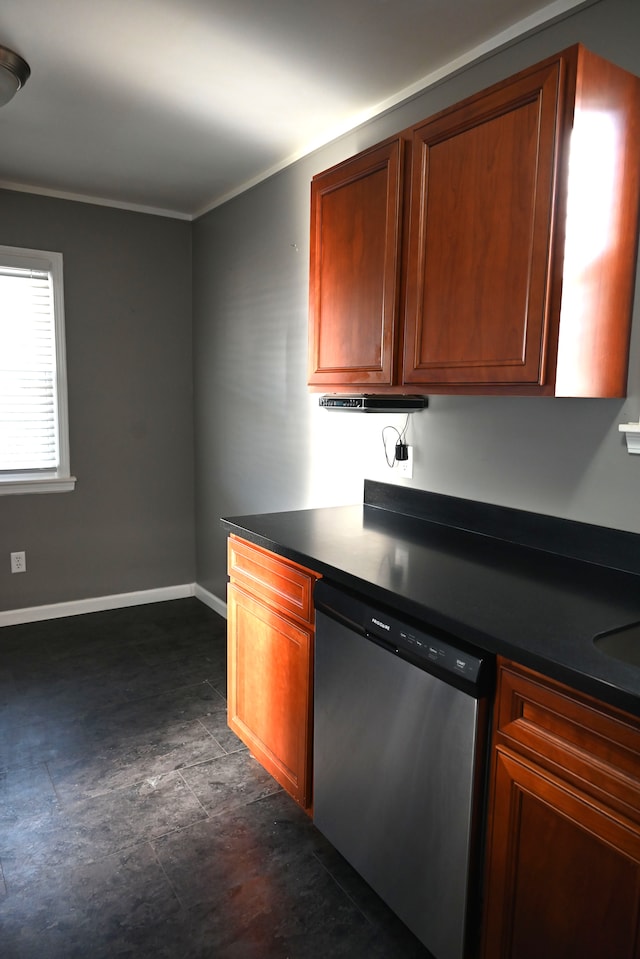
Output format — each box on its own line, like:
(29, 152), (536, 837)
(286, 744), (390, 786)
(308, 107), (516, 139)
(372, 618), (391, 631)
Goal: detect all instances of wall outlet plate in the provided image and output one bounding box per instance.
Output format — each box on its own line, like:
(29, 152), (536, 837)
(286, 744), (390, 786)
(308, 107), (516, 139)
(395, 446), (413, 479)
(10, 551), (26, 573)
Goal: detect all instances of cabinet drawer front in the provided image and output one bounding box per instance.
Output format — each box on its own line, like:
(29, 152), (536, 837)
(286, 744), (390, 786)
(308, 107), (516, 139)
(228, 536), (317, 625)
(496, 659), (640, 823)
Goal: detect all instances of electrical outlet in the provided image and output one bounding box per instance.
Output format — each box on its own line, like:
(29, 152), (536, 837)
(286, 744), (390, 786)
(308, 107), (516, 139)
(10, 551), (26, 574)
(395, 446), (413, 479)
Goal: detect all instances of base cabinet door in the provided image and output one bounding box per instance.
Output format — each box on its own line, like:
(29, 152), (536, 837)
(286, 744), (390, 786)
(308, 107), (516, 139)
(227, 584), (313, 809)
(482, 747), (640, 959)
(482, 659), (640, 959)
(226, 536), (319, 812)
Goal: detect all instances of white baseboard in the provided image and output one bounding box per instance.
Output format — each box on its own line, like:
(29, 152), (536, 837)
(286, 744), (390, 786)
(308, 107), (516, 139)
(0, 583), (228, 627)
(193, 584), (227, 619)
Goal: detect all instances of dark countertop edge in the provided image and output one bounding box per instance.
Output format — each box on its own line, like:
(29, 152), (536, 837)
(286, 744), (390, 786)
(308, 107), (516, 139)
(363, 479), (640, 577)
(221, 511), (640, 719)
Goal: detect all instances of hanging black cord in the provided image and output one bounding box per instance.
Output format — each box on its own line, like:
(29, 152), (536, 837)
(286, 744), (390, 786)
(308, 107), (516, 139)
(381, 413), (410, 467)
(399, 413), (409, 443)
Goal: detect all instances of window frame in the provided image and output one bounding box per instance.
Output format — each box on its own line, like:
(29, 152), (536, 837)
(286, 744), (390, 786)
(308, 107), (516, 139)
(0, 244), (75, 495)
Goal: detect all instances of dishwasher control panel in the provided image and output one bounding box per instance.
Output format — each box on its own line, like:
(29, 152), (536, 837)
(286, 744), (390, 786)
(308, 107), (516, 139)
(365, 610), (484, 684)
(314, 578), (490, 694)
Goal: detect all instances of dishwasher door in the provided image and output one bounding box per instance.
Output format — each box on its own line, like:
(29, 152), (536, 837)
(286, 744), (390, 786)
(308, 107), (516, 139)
(313, 601), (486, 959)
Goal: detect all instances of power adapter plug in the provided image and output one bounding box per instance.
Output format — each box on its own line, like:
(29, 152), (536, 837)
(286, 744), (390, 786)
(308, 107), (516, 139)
(395, 442), (409, 461)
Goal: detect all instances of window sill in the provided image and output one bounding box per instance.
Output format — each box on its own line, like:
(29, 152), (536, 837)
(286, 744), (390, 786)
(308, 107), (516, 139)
(0, 474), (77, 495)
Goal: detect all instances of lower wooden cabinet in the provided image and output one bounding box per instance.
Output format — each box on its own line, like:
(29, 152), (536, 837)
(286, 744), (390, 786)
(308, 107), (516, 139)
(226, 536), (320, 812)
(481, 658), (640, 959)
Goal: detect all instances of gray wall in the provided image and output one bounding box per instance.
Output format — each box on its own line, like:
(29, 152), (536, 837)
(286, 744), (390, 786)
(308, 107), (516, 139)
(193, 0), (640, 603)
(0, 190), (195, 611)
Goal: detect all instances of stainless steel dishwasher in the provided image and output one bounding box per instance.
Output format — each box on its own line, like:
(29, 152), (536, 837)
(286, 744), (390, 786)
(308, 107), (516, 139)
(313, 579), (493, 959)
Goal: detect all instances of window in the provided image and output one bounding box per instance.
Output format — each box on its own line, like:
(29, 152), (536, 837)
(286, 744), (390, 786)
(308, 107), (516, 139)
(0, 245), (75, 494)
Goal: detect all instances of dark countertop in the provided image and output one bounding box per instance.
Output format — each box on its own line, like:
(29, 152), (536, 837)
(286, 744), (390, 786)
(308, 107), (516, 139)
(222, 481), (640, 717)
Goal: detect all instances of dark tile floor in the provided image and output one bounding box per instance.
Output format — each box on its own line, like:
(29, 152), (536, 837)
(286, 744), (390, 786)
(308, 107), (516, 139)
(0, 598), (432, 958)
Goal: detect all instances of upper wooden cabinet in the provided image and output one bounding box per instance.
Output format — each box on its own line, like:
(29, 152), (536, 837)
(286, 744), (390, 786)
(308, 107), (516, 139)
(308, 45), (640, 396)
(308, 137), (404, 388)
(403, 59), (559, 389)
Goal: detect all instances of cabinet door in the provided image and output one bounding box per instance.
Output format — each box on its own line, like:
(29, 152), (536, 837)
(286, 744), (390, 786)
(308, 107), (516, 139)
(308, 137), (404, 387)
(227, 583), (313, 809)
(482, 747), (640, 959)
(403, 60), (561, 387)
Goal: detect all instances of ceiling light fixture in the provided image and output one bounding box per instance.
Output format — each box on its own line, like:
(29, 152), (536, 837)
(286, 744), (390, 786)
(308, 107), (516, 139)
(0, 45), (30, 107)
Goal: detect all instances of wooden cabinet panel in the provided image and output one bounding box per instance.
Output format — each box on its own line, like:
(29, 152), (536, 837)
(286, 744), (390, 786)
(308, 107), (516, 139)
(308, 137), (404, 387)
(403, 61), (560, 387)
(308, 44), (640, 397)
(483, 748), (640, 959)
(228, 534), (315, 626)
(551, 47), (640, 397)
(482, 658), (640, 958)
(227, 584), (313, 808)
(226, 537), (319, 812)
(495, 659), (640, 824)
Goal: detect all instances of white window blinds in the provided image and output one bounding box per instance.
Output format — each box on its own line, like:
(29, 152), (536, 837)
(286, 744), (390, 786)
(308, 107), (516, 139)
(0, 263), (58, 470)
(0, 246), (73, 493)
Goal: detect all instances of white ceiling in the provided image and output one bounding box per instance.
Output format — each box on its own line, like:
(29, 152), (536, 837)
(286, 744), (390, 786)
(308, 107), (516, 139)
(0, 0), (588, 219)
